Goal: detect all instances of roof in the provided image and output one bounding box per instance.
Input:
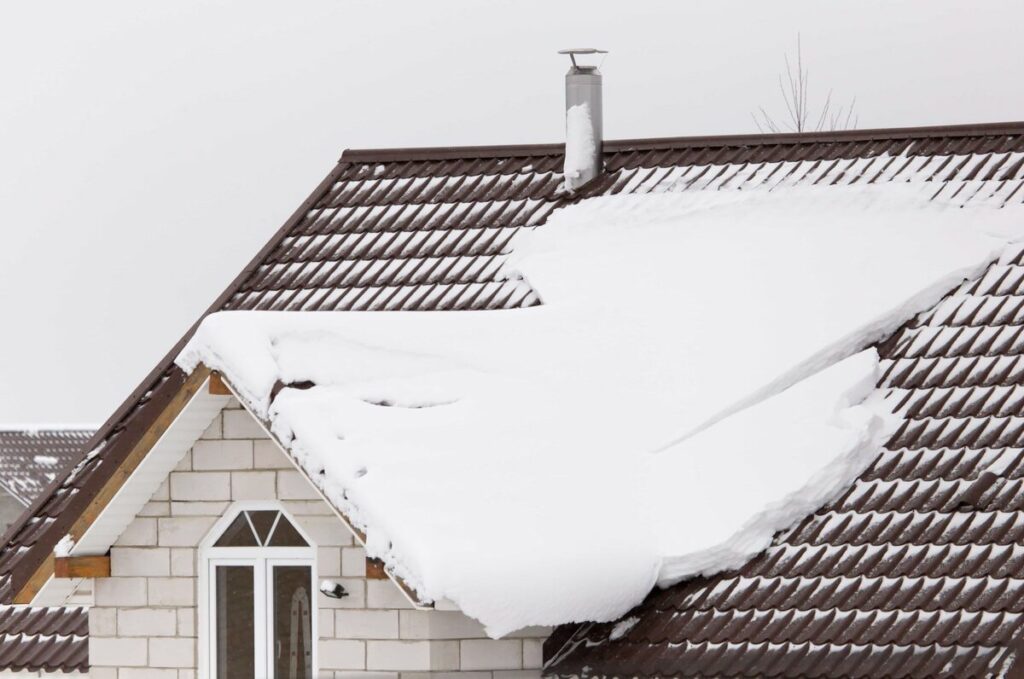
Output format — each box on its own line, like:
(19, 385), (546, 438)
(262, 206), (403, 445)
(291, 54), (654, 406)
(0, 606), (87, 673)
(544, 241), (1024, 672)
(0, 119), (1022, 652)
(174, 152), (1024, 635)
(0, 430), (93, 506)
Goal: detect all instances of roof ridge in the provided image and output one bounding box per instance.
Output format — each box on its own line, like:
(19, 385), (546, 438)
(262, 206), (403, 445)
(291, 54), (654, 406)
(340, 120), (1024, 163)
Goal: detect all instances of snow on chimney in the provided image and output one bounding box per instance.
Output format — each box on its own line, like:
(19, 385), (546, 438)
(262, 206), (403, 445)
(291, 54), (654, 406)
(560, 48), (606, 192)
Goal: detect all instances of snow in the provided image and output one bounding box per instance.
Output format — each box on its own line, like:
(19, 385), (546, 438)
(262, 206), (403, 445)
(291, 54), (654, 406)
(53, 534), (74, 558)
(319, 579), (347, 599)
(608, 616), (639, 641)
(32, 455), (59, 466)
(177, 180), (1024, 636)
(0, 424), (96, 434)
(563, 102), (595, 189)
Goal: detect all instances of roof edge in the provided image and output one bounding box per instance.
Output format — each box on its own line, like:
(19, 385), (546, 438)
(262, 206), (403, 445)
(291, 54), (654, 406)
(341, 142), (565, 163)
(0, 159), (350, 603)
(340, 120), (1024, 163)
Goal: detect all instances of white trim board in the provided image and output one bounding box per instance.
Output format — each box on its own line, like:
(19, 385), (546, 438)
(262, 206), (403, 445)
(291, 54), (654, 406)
(32, 377), (230, 606)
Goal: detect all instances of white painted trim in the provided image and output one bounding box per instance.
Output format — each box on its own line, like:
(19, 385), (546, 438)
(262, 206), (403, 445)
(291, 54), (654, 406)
(206, 556), (265, 679)
(29, 576), (81, 608)
(199, 500), (316, 551)
(199, 502), (317, 679)
(31, 378), (230, 606)
(72, 377), (230, 556)
(266, 557), (317, 678)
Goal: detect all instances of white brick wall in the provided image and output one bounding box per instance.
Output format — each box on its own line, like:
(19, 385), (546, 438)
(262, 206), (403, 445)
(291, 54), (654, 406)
(88, 400), (550, 679)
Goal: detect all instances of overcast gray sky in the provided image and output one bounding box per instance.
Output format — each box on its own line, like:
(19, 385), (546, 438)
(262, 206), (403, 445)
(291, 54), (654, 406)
(1, 0), (1021, 425)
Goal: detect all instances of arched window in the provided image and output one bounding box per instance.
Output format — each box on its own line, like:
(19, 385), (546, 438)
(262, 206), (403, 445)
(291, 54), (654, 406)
(200, 504), (316, 679)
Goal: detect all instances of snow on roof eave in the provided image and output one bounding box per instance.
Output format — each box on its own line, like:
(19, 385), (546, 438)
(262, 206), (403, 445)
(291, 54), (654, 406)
(175, 181), (1024, 637)
(206, 367), (432, 610)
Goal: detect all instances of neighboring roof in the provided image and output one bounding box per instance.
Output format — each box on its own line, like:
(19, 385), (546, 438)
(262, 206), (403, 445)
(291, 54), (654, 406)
(0, 605), (87, 673)
(545, 246), (1024, 677)
(0, 430), (93, 506)
(2, 121), (1023, 626)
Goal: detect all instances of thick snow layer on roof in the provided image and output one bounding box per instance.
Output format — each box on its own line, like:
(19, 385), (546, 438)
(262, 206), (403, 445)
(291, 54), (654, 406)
(178, 182), (1024, 636)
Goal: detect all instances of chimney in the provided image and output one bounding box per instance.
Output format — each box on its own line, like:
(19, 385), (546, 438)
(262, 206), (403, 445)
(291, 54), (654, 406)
(560, 48), (607, 192)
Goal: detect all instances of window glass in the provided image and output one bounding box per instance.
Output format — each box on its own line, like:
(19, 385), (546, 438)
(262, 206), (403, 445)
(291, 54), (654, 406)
(214, 513), (259, 547)
(273, 565), (313, 679)
(248, 510), (279, 544)
(268, 517), (308, 547)
(215, 565), (255, 679)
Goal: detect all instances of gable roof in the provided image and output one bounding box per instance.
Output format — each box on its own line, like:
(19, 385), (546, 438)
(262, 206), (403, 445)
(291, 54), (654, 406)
(2, 121), (1023, 617)
(0, 430), (94, 507)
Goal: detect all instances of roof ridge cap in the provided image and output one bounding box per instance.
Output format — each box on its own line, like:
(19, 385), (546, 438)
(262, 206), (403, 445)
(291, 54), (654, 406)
(340, 120), (1024, 163)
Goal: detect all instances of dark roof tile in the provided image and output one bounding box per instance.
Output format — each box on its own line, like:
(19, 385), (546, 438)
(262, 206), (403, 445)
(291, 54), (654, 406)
(0, 606), (86, 673)
(0, 430), (93, 507)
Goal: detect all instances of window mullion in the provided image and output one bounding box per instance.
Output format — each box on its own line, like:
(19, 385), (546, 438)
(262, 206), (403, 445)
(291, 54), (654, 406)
(254, 558), (268, 679)
(243, 511), (261, 546)
(266, 512), (283, 545)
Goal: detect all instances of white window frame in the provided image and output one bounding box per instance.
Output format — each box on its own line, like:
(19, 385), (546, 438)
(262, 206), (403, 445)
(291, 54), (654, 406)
(198, 501), (317, 679)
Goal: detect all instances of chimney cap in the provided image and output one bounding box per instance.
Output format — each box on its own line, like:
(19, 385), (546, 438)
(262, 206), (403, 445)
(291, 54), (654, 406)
(558, 47), (608, 69)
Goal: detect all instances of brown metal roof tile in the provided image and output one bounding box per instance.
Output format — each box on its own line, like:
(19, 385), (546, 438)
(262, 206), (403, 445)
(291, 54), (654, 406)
(0, 430), (94, 507)
(0, 606), (87, 673)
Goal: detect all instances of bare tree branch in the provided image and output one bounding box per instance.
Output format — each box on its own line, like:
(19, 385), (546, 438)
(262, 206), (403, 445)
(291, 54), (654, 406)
(753, 34), (860, 134)
(814, 89), (833, 133)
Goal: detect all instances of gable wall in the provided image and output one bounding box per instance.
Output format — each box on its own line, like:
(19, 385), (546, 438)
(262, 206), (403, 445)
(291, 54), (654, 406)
(87, 399), (548, 679)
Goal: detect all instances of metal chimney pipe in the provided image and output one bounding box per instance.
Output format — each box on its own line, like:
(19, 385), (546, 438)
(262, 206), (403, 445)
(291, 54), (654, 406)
(560, 48), (606, 192)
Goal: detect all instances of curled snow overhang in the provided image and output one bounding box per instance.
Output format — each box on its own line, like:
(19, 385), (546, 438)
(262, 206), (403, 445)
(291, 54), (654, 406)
(177, 180), (1024, 636)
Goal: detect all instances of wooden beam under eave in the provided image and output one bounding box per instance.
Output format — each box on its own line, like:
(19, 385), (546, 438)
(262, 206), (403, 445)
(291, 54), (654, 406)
(365, 558), (389, 580)
(54, 555), (110, 579)
(13, 365), (213, 604)
(209, 372), (232, 396)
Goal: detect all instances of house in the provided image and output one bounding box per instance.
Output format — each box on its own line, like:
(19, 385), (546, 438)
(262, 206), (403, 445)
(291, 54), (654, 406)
(0, 429), (94, 535)
(0, 430), (92, 677)
(1, 51), (1024, 679)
